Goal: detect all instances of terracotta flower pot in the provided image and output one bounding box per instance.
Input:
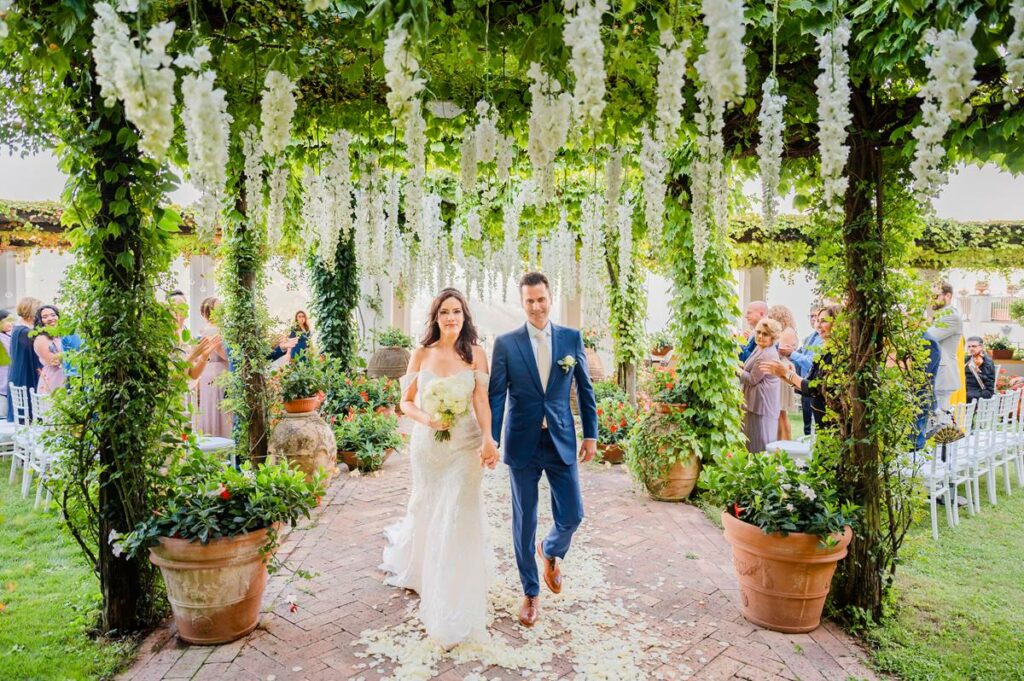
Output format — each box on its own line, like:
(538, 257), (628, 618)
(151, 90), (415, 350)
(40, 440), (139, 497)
(652, 402), (687, 415)
(368, 346), (411, 379)
(283, 396), (320, 414)
(598, 443), (624, 464)
(721, 512), (852, 634)
(585, 347), (606, 382)
(338, 448), (394, 472)
(149, 526), (276, 645)
(991, 349), (1014, 360)
(646, 457), (701, 501)
(651, 346), (672, 357)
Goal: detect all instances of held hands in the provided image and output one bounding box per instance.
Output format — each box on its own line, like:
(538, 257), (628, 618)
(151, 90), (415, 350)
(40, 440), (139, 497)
(479, 438), (499, 469)
(578, 439), (597, 463)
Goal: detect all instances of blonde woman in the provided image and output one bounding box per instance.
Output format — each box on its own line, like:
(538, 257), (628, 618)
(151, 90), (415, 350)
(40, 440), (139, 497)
(738, 318), (782, 453)
(768, 305), (799, 440)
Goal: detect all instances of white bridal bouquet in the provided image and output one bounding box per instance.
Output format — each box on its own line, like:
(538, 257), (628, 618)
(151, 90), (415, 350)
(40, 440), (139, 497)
(422, 376), (472, 442)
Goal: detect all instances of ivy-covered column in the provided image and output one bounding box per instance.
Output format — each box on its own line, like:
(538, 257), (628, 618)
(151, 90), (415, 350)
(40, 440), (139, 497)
(604, 254), (646, 402)
(309, 232), (360, 370)
(664, 195), (744, 462)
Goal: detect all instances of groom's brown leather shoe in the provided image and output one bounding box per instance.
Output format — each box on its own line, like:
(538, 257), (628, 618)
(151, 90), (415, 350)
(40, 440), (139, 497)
(537, 541), (563, 594)
(518, 595), (540, 627)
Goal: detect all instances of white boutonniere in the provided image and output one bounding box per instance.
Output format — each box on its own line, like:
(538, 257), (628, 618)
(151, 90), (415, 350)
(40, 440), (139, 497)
(557, 355), (576, 374)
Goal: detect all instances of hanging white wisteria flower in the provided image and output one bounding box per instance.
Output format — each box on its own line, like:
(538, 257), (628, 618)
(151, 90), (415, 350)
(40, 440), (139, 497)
(1005, 0), (1024, 106)
(260, 70), (296, 157)
(550, 208), (578, 299)
(495, 132), (514, 185)
(383, 22), (425, 121)
(616, 191), (634, 291)
(757, 74), (786, 229)
(579, 193), (608, 324)
(265, 159), (288, 249)
(308, 130), (354, 269)
(690, 82), (727, 280)
(910, 15), (979, 202)
(526, 63), (572, 206)
(474, 100), (499, 164)
(303, 0), (329, 13)
(459, 124), (478, 200)
(639, 126), (668, 245)
(699, 0), (747, 106)
(301, 165), (327, 252)
(181, 65), (232, 239)
(814, 19), (852, 216)
(92, 3), (177, 160)
(603, 147), (623, 230)
(240, 127), (265, 234)
(0, 0), (11, 40)
(654, 29), (690, 144)
(466, 206), (482, 241)
(384, 171), (401, 239)
(562, 0), (608, 129)
(404, 101), (427, 239)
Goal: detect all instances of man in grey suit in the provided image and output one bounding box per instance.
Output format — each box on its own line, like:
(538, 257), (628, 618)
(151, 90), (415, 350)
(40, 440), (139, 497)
(927, 281), (963, 412)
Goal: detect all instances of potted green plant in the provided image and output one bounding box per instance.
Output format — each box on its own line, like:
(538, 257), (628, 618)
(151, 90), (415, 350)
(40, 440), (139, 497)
(648, 329), (674, 357)
(368, 326), (414, 379)
(700, 450), (858, 634)
(580, 327), (606, 381)
(985, 334), (1015, 360)
(118, 451), (325, 645)
(625, 410), (702, 501)
(1009, 299), (1024, 327)
(279, 357), (326, 413)
(333, 410), (403, 472)
(645, 366), (689, 414)
(595, 398), (636, 464)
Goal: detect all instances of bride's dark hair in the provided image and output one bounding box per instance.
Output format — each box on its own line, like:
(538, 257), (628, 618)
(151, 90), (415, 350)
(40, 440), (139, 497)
(420, 288), (479, 365)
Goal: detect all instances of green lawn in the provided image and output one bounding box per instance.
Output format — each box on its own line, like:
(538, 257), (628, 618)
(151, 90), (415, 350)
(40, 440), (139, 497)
(869, 470), (1024, 681)
(0, 460), (133, 681)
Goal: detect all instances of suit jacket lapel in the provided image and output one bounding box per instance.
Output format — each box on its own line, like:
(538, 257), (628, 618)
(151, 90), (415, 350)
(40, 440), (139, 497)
(515, 324), (544, 394)
(545, 324), (560, 396)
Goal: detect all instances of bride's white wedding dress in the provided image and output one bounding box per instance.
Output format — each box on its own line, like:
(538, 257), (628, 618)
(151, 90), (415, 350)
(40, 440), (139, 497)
(380, 369), (492, 648)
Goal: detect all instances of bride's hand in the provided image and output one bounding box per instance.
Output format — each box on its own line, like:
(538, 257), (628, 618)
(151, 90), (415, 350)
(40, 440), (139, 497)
(479, 439), (499, 469)
(427, 418), (447, 431)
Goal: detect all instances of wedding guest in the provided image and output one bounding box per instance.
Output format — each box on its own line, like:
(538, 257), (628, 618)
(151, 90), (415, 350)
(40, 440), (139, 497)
(762, 305), (840, 431)
(768, 305), (800, 440)
(797, 306), (823, 435)
(288, 310), (313, 361)
(914, 331), (942, 450)
(739, 318), (782, 453)
(738, 301), (768, 362)
(168, 290), (219, 381)
(195, 297), (231, 438)
(0, 310), (13, 404)
(927, 282), (963, 412)
(33, 304), (65, 394)
(964, 335), (996, 403)
(6, 297), (42, 421)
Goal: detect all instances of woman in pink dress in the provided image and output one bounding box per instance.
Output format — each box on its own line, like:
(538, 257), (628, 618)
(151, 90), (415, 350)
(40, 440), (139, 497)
(33, 305), (65, 395)
(195, 297), (232, 438)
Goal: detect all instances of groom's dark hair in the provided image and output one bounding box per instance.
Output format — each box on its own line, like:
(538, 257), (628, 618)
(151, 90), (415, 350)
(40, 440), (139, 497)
(519, 271), (550, 292)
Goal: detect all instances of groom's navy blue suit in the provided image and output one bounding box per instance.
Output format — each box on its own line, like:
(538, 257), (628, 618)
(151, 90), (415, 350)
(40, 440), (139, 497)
(489, 323), (598, 597)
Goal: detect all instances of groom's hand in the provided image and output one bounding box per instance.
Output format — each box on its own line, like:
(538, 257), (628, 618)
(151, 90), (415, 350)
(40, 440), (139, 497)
(578, 439), (597, 463)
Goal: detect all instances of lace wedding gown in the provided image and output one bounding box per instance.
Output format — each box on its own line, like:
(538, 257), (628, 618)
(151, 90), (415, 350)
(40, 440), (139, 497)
(380, 369), (492, 648)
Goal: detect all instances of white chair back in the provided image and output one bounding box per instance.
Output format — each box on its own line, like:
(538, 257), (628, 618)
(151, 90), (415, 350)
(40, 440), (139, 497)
(29, 389), (51, 424)
(9, 384), (30, 426)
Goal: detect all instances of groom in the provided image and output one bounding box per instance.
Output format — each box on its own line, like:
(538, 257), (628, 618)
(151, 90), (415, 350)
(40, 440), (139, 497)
(489, 271), (598, 628)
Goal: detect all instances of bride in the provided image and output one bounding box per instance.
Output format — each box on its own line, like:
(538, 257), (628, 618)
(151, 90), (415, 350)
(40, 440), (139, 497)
(380, 287), (500, 648)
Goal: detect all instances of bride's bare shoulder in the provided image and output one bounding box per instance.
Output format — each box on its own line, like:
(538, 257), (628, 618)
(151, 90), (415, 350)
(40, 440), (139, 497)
(408, 346), (430, 371)
(471, 345), (488, 370)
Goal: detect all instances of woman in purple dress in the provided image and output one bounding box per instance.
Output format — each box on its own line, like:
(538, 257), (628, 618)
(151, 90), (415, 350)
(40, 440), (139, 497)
(33, 305), (65, 394)
(195, 297), (231, 438)
(738, 318), (782, 453)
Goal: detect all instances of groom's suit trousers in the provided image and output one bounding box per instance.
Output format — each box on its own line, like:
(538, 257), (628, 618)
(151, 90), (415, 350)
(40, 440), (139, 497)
(508, 429), (585, 597)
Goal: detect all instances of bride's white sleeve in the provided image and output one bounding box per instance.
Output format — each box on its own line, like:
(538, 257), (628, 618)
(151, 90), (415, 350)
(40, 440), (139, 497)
(400, 372), (419, 402)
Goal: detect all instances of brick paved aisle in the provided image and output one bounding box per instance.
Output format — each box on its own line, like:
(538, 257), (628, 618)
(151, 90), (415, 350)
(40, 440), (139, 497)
(122, 456), (879, 681)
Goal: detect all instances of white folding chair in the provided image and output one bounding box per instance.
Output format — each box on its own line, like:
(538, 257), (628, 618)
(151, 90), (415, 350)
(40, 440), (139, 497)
(26, 390), (62, 509)
(993, 391), (1022, 494)
(963, 396), (999, 511)
(8, 384), (33, 487)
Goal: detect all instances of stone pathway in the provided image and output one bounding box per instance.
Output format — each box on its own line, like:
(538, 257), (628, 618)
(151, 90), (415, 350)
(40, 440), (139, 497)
(121, 457), (880, 681)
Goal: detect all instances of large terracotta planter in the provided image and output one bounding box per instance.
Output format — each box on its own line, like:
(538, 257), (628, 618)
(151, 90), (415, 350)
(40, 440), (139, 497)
(652, 402), (687, 415)
(598, 443), (624, 464)
(368, 346), (410, 379)
(283, 396), (320, 414)
(721, 512), (853, 634)
(646, 457), (700, 501)
(991, 349), (1014, 360)
(338, 447), (394, 472)
(149, 527), (276, 645)
(585, 348), (606, 382)
(268, 411), (337, 484)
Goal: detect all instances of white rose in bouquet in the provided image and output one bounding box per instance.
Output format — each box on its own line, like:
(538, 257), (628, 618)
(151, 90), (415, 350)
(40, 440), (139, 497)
(421, 376), (473, 442)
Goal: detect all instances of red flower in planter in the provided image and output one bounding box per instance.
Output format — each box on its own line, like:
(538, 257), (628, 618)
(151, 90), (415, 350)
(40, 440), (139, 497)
(360, 391), (369, 402)
(597, 408), (604, 416)
(180, 432), (189, 442)
(733, 502), (744, 517)
(219, 485), (230, 501)
(610, 425), (618, 433)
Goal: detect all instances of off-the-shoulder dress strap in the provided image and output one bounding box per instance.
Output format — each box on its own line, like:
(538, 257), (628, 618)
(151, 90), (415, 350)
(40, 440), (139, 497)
(473, 369), (490, 386)
(400, 371), (419, 394)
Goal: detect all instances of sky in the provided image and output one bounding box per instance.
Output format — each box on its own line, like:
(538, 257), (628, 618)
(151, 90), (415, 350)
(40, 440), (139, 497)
(2, 150), (1024, 220)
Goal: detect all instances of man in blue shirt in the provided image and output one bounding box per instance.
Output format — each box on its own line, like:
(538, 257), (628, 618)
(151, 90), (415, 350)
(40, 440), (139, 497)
(738, 301), (768, 362)
(797, 307), (823, 436)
